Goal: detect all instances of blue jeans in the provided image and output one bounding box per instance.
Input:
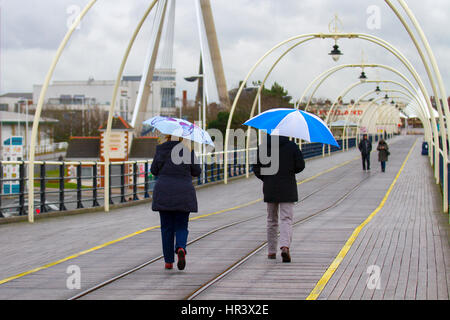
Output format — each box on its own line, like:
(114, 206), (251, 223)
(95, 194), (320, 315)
(381, 161), (386, 172)
(159, 211), (190, 263)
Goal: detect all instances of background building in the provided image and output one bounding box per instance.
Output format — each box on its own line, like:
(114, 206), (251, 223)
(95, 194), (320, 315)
(0, 93), (33, 112)
(32, 69), (177, 122)
(0, 111), (59, 158)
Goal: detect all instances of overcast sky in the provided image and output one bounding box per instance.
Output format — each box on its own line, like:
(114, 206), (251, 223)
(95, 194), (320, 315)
(1, 0), (449, 105)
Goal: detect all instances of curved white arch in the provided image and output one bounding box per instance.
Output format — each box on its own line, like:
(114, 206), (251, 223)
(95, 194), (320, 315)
(27, 0), (98, 222)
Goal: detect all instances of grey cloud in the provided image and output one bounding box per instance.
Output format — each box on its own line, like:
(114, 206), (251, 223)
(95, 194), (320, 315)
(1, 0), (449, 105)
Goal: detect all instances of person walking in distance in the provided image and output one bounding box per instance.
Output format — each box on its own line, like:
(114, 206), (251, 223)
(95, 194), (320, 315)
(358, 134), (372, 171)
(151, 135), (201, 270)
(377, 139), (390, 172)
(253, 135), (305, 263)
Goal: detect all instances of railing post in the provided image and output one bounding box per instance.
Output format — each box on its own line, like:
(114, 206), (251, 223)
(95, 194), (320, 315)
(109, 164), (114, 205)
(204, 162), (209, 184)
(59, 162), (67, 211)
(40, 163), (47, 213)
(233, 150), (238, 176)
(238, 151), (242, 175)
(197, 169), (202, 185)
(447, 161), (450, 216)
(210, 160), (215, 182)
(217, 155), (222, 180)
(19, 162), (25, 216)
(133, 162), (139, 201)
(120, 163), (126, 203)
(76, 162), (84, 209)
(92, 163), (100, 207)
(144, 162), (150, 198)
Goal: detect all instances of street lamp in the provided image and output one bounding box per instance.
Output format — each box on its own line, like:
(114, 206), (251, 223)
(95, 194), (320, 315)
(184, 73), (206, 183)
(184, 74), (206, 131)
(328, 14), (343, 62)
(329, 43), (343, 62)
(375, 85), (381, 94)
(244, 86), (262, 144)
(359, 71), (367, 82)
(18, 98), (30, 160)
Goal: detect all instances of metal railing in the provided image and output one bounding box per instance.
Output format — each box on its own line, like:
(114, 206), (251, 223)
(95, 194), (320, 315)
(1, 136), (382, 219)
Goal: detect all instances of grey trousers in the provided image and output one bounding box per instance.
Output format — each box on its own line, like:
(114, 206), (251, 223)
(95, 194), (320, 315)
(266, 202), (294, 254)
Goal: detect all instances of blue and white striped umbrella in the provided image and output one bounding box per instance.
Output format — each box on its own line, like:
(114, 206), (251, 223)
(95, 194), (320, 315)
(244, 108), (339, 147)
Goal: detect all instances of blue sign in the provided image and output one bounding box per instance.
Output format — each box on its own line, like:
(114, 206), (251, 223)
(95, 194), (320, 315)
(2, 136), (24, 194)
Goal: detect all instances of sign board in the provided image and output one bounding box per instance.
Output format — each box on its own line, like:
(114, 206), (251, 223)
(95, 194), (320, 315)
(100, 132), (128, 159)
(2, 136), (24, 194)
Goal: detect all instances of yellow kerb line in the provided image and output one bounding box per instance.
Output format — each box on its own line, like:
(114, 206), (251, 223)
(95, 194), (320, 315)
(0, 155), (358, 286)
(306, 139), (418, 300)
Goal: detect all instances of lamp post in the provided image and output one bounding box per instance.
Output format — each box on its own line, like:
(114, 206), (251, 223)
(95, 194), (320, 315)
(359, 71), (367, 82)
(329, 43), (343, 62)
(18, 98), (30, 160)
(184, 74), (206, 131)
(328, 14), (343, 62)
(184, 74), (206, 183)
(244, 86), (262, 143)
(375, 85), (381, 94)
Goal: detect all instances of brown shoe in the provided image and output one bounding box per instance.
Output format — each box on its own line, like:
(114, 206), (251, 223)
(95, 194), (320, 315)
(268, 253), (276, 260)
(281, 247), (291, 263)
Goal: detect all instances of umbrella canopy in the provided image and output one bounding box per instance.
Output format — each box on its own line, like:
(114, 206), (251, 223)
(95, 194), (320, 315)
(143, 116), (214, 147)
(244, 108), (339, 147)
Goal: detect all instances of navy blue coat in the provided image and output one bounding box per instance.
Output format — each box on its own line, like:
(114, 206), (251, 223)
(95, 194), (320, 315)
(150, 141), (201, 212)
(253, 136), (305, 203)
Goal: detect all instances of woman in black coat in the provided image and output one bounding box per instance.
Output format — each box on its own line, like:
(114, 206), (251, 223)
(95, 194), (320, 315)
(151, 135), (201, 270)
(253, 135), (305, 262)
(377, 139), (389, 172)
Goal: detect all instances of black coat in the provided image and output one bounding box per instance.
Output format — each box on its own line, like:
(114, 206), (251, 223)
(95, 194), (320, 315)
(358, 139), (372, 155)
(377, 141), (389, 162)
(253, 136), (305, 203)
(150, 141), (201, 212)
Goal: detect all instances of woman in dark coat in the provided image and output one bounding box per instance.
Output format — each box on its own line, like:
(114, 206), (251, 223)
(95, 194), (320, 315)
(377, 139), (389, 172)
(253, 135), (305, 262)
(151, 135), (201, 270)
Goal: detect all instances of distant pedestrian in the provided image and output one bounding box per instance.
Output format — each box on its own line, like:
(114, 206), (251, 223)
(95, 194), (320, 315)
(377, 139), (390, 172)
(253, 135), (305, 263)
(358, 134), (372, 171)
(151, 135), (201, 270)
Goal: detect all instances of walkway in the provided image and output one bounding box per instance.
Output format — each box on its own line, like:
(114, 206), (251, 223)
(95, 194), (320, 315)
(0, 135), (448, 300)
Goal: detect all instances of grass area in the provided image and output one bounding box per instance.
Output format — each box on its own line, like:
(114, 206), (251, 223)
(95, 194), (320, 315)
(34, 169), (89, 189)
(33, 181), (88, 189)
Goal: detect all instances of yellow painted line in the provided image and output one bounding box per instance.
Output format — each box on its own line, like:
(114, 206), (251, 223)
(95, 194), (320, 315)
(0, 154), (358, 286)
(0, 225), (159, 285)
(306, 139), (418, 300)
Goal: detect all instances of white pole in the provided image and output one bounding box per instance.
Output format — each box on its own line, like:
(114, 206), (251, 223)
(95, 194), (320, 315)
(202, 74), (206, 183)
(387, 0), (450, 213)
(27, 0), (97, 222)
(104, 0), (160, 212)
(25, 101), (28, 160)
(258, 86), (261, 143)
